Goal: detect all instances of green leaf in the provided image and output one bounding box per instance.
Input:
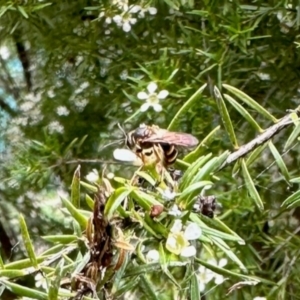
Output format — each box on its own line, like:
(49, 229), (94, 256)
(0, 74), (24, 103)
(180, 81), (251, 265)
(191, 151), (229, 184)
(135, 171), (157, 186)
(131, 211), (161, 238)
(284, 121), (300, 151)
(19, 214), (38, 269)
(158, 242), (179, 287)
(48, 259), (65, 300)
(113, 276), (140, 297)
(190, 213), (244, 243)
(140, 275), (159, 300)
(42, 235), (77, 244)
(178, 180), (212, 202)
(104, 187), (132, 220)
(71, 165), (80, 208)
(180, 153), (213, 190)
(268, 141), (290, 183)
(245, 143), (268, 168)
(80, 181), (98, 193)
(0, 279), (48, 300)
(0, 269), (28, 278)
(241, 159), (264, 210)
(211, 236), (246, 270)
(222, 84), (278, 122)
(60, 196), (88, 229)
(281, 190), (300, 207)
(189, 273), (200, 300)
(168, 83), (207, 130)
(223, 93), (263, 132)
(131, 189), (162, 209)
(85, 194), (94, 210)
(214, 86), (238, 148)
(17, 6), (29, 18)
(32, 3), (53, 11)
(195, 258), (259, 282)
(0, 254), (3, 268)
(125, 262), (161, 277)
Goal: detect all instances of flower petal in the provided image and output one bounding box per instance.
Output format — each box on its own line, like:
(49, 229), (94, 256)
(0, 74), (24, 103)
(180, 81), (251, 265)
(140, 102), (150, 112)
(147, 82), (157, 93)
(166, 234), (181, 255)
(129, 18), (137, 25)
(214, 274), (225, 285)
(180, 245), (196, 257)
(170, 219), (182, 233)
(137, 91), (148, 100)
(184, 223), (202, 240)
(153, 103), (162, 112)
(113, 15), (122, 24)
(86, 169), (99, 183)
(148, 7), (158, 15)
(157, 90), (169, 99)
(146, 249), (160, 262)
(123, 22), (131, 32)
(168, 204), (182, 216)
(219, 258), (228, 268)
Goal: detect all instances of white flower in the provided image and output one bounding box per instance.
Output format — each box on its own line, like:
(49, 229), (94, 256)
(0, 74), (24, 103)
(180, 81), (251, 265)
(47, 89), (55, 98)
(113, 13), (137, 32)
(168, 204), (181, 217)
(48, 121), (64, 134)
(74, 98), (88, 111)
(0, 46), (10, 59)
(35, 273), (48, 289)
(80, 82), (89, 89)
(137, 82), (169, 112)
(56, 106), (70, 116)
(146, 249), (160, 262)
(207, 258), (228, 284)
(166, 220), (201, 257)
(86, 169), (99, 183)
(161, 189), (177, 201)
(24, 92), (42, 103)
(197, 265), (215, 292)
(197, 258), (228, 291)
(20, 101), (35, 112)
(253, 297), (266, 300)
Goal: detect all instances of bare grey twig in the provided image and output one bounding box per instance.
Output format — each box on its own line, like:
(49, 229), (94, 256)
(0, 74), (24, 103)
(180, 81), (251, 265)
(219, 107), (300, 170)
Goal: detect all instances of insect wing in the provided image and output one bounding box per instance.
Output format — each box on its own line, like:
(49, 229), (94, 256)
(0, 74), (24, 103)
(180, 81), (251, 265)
(142, 129), (199, 148)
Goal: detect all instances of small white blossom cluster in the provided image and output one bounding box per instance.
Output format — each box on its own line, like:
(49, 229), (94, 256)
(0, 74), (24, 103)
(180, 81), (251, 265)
(56, 106), (70, 116)
(197, 258), (228, 292)
(74, 82), (90, 94)
(99, 0), (157, 33)
(48, 121), (64, 134)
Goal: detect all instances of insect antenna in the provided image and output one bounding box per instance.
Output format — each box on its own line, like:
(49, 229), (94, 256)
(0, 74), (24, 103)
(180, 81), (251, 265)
(117, 123), (128, 147)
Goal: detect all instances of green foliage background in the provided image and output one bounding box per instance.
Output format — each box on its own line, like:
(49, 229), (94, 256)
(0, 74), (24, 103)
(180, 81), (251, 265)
(1, 0), (300, 299)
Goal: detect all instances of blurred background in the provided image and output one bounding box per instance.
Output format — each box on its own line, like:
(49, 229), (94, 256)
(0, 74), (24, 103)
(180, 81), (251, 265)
(1, 0), (300, 298)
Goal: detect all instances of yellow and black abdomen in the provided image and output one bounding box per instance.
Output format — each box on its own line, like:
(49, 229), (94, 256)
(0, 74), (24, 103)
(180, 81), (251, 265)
(160, 143), (178, 166)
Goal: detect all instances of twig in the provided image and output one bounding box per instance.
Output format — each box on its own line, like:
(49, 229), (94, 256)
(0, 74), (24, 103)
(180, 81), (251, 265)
(219, 107), (300, 170)
(64, 159), (121, 165)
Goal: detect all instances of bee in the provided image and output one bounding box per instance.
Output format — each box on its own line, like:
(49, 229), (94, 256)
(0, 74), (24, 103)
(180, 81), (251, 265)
(126, 124), (198, 167)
